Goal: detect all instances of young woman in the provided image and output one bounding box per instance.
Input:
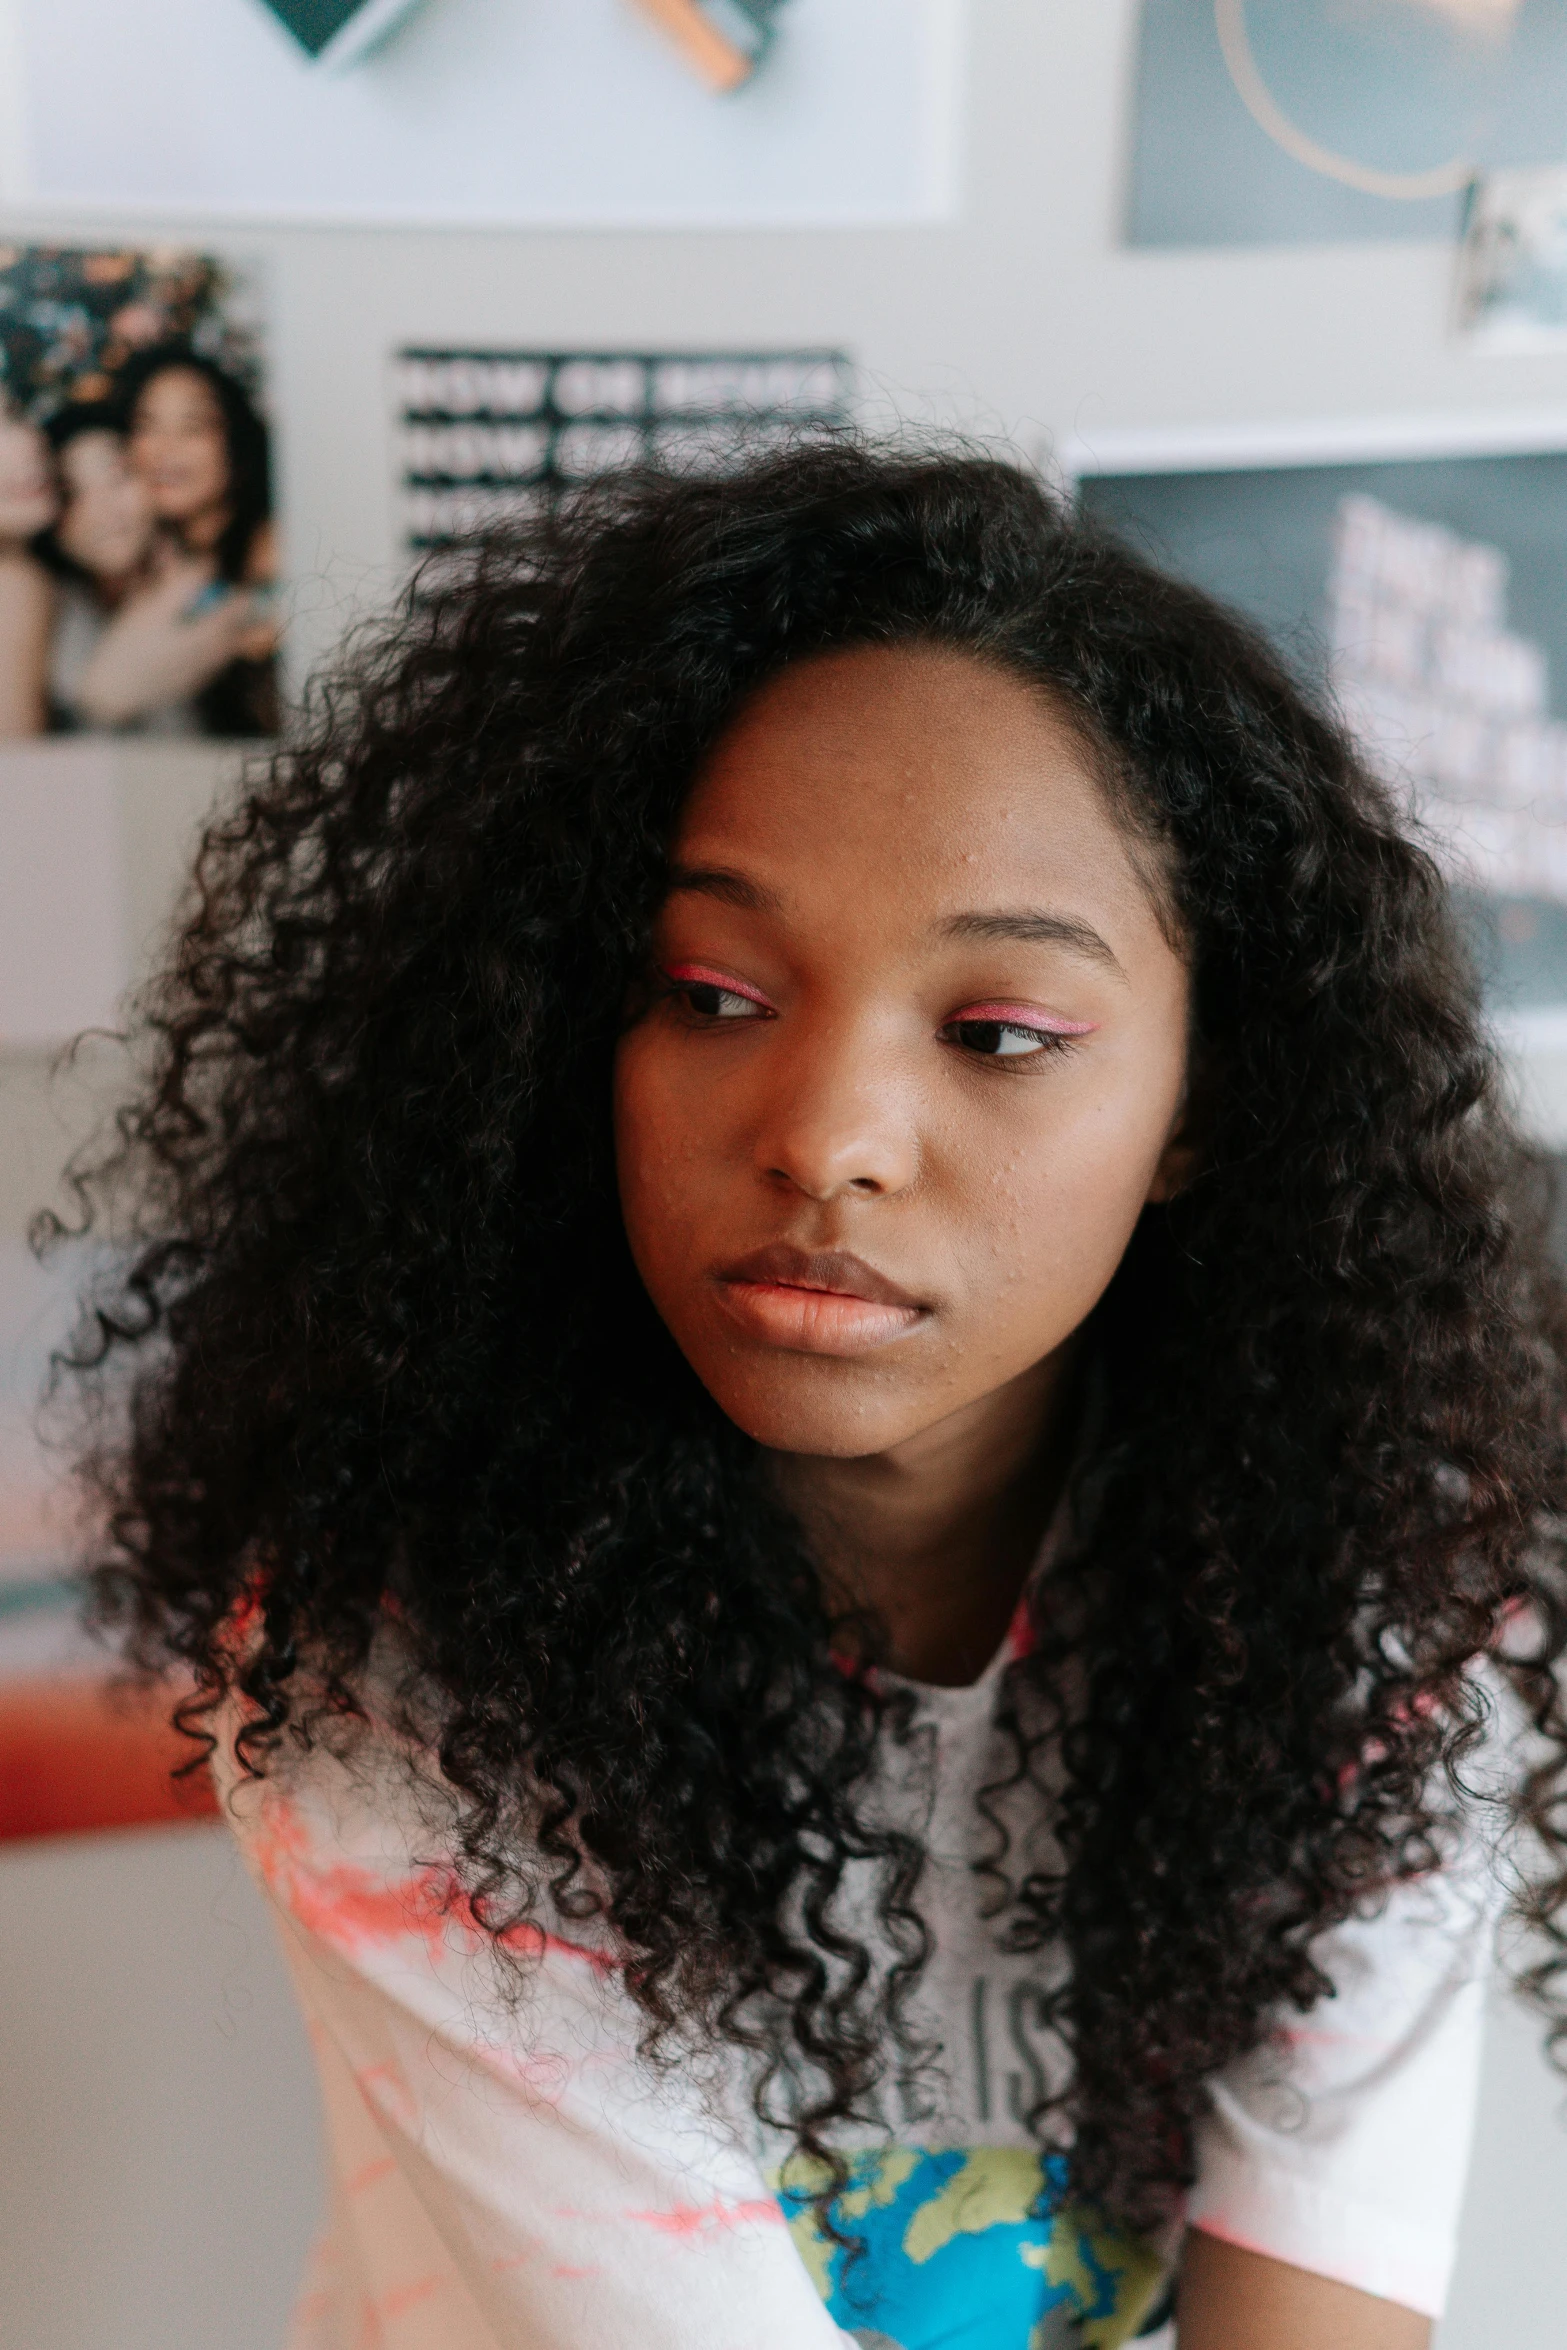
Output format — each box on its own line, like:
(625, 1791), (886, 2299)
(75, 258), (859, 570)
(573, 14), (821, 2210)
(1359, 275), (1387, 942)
(115, 344), (279, 735)
(65, 443), (1567, 2349)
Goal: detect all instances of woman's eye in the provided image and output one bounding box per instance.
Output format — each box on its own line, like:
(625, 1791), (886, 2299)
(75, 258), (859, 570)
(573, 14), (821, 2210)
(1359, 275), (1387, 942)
(666, 971), (771, 1021)
(940, 1018), (1068, 1060)
(685, 982), (758, 1018)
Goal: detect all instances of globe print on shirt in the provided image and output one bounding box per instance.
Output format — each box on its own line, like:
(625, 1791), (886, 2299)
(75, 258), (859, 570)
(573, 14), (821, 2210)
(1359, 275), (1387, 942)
(774, 2145), (1165, 2350)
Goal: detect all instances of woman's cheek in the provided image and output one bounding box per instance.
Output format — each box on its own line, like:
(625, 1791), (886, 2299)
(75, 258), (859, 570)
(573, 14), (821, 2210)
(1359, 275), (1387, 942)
(615, 1044), (708, 1272)
(975, 1097), (1165, 1330)
(618, 1038), (694, 1178)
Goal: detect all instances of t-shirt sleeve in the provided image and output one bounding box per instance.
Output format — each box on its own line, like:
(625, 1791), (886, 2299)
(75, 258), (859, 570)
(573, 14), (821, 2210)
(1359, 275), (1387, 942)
(223, 1747), (853, 2350)
(1186, 1837), (1502, 2317)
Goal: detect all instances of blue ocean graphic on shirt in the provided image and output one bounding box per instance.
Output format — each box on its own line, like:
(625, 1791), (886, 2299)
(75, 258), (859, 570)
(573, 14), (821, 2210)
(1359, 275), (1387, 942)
(773, 2145), (1165, 2349)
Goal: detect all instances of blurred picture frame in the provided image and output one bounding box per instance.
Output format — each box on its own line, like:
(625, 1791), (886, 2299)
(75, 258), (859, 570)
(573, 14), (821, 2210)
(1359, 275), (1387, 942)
(1125, 0), (1567, 251)
(0, 244), (278, 746)
(1064, 410), (1567, 1146)
(1456, 166), (1567, 354)
(0, 0), (963, 230)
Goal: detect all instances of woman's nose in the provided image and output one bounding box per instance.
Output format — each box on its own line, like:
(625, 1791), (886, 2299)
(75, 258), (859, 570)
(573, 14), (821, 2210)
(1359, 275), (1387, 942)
(753, 1027), (918, 1202)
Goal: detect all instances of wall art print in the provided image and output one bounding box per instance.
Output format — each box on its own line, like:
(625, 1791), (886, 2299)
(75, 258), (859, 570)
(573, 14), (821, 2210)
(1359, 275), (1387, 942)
(2, 0), (960, 229)
(0, 245), (278, 742)
(629, 0), (789, 91)
(1456, 165), (1567, 351)
(1127, 0), (1567, 249)
(1075, 432), (1567, 1032)
(394, 345), (851, 553)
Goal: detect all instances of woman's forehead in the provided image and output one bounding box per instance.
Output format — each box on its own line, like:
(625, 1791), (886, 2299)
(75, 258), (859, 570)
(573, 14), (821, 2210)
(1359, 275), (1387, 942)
(676, 642), (1157, 935)
(137, 369), (221, 423)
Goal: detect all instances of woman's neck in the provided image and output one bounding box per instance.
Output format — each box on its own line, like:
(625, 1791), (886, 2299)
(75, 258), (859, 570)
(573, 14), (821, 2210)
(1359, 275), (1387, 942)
(771, 1342), (1082, 1686)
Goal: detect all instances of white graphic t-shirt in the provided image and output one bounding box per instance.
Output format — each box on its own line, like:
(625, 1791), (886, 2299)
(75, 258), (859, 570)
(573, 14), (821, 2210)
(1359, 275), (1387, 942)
(217, 1602), (1504, 2350)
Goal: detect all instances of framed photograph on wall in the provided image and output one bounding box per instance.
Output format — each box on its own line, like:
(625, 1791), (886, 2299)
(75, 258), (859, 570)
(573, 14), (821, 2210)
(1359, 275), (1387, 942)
(1066, 414), (1567, 1145)
(0, 244), (278, 743)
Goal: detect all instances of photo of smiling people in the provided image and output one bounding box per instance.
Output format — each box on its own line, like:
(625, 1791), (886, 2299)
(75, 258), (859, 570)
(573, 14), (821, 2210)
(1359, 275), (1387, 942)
(0, 246), (277, 739)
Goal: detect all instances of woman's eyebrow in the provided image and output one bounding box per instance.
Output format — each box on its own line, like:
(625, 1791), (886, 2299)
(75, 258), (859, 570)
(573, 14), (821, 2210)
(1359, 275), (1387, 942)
(939, 908), (1125, 974)
(666, 863), (782, 912)
(665, 871), (1124, 975)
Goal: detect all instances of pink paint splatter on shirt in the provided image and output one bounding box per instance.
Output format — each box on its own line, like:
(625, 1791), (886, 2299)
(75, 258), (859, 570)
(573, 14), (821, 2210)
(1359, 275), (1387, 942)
(624, 2196), (787, 2239)
(344, 2155), (397, 2197)
(354, 2060), (419, 2134)
(1004, 1590), (1038, 1662)
(249, 1791), (618, 1975)
(378, 2275), (443, 2321)
(474, 2041), (575, 2110)
(1277, 2022), (1390, 2050)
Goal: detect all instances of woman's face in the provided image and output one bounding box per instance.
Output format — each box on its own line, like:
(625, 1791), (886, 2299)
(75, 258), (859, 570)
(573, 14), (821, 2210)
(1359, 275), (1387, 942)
(614, 643), (1196, 1462)
(0, 416), (58, 539)
(57, 430), (153, 581)
(127, 367), (230, 528)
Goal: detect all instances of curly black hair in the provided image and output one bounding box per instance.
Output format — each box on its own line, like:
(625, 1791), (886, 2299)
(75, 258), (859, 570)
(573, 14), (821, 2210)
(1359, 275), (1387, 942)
(52, 437), (1567, 2233)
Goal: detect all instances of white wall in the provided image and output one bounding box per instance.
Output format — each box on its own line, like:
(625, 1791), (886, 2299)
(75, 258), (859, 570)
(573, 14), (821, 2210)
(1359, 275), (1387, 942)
(0, 1826), (320, 2350)
(4, 5), (1567, 2340)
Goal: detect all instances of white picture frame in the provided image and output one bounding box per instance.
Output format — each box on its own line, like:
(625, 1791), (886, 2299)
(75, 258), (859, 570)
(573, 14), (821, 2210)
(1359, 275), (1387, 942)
(0, 0), (965, 231)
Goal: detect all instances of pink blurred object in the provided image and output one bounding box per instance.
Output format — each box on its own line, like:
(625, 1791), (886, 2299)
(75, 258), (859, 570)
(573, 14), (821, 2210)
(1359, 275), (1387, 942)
(628, 0), (782, 91)
(0, 1669), (217, 1842)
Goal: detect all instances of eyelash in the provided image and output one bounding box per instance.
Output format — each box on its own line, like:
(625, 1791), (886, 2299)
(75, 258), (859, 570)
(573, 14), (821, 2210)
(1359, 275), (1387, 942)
(936, 1016), (1081, 1064)
(660, 970), (1092, 1064)
(662, 966), (774, 1023)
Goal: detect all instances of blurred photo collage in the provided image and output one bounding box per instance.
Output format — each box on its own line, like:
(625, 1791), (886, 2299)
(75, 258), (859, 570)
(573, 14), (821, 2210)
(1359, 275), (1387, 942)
(0, 246), (277, 742)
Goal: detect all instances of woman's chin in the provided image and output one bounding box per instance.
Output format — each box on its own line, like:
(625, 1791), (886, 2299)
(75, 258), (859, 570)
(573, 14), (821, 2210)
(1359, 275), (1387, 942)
(701, 1360), (935, 1462)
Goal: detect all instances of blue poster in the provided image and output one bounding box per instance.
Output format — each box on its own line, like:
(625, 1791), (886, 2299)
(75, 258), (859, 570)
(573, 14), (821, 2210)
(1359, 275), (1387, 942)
(1128, 0), (1567, 249)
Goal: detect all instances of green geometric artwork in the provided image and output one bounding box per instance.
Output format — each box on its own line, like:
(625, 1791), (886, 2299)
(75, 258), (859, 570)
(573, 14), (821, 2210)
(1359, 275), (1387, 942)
(254, 0), (427, 69)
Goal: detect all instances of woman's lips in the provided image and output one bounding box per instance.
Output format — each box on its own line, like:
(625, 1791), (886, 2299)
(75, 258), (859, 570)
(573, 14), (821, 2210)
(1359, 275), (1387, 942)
(713, 1244), (927, 1355)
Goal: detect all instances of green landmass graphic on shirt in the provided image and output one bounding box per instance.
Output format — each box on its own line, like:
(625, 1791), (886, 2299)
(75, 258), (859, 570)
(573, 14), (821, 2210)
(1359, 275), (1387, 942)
(773, 2144), (1165, 2350)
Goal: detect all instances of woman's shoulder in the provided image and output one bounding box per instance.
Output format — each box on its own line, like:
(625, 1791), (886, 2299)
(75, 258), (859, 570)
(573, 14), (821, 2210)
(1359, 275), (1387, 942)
(212, 1663), (623, 1996)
